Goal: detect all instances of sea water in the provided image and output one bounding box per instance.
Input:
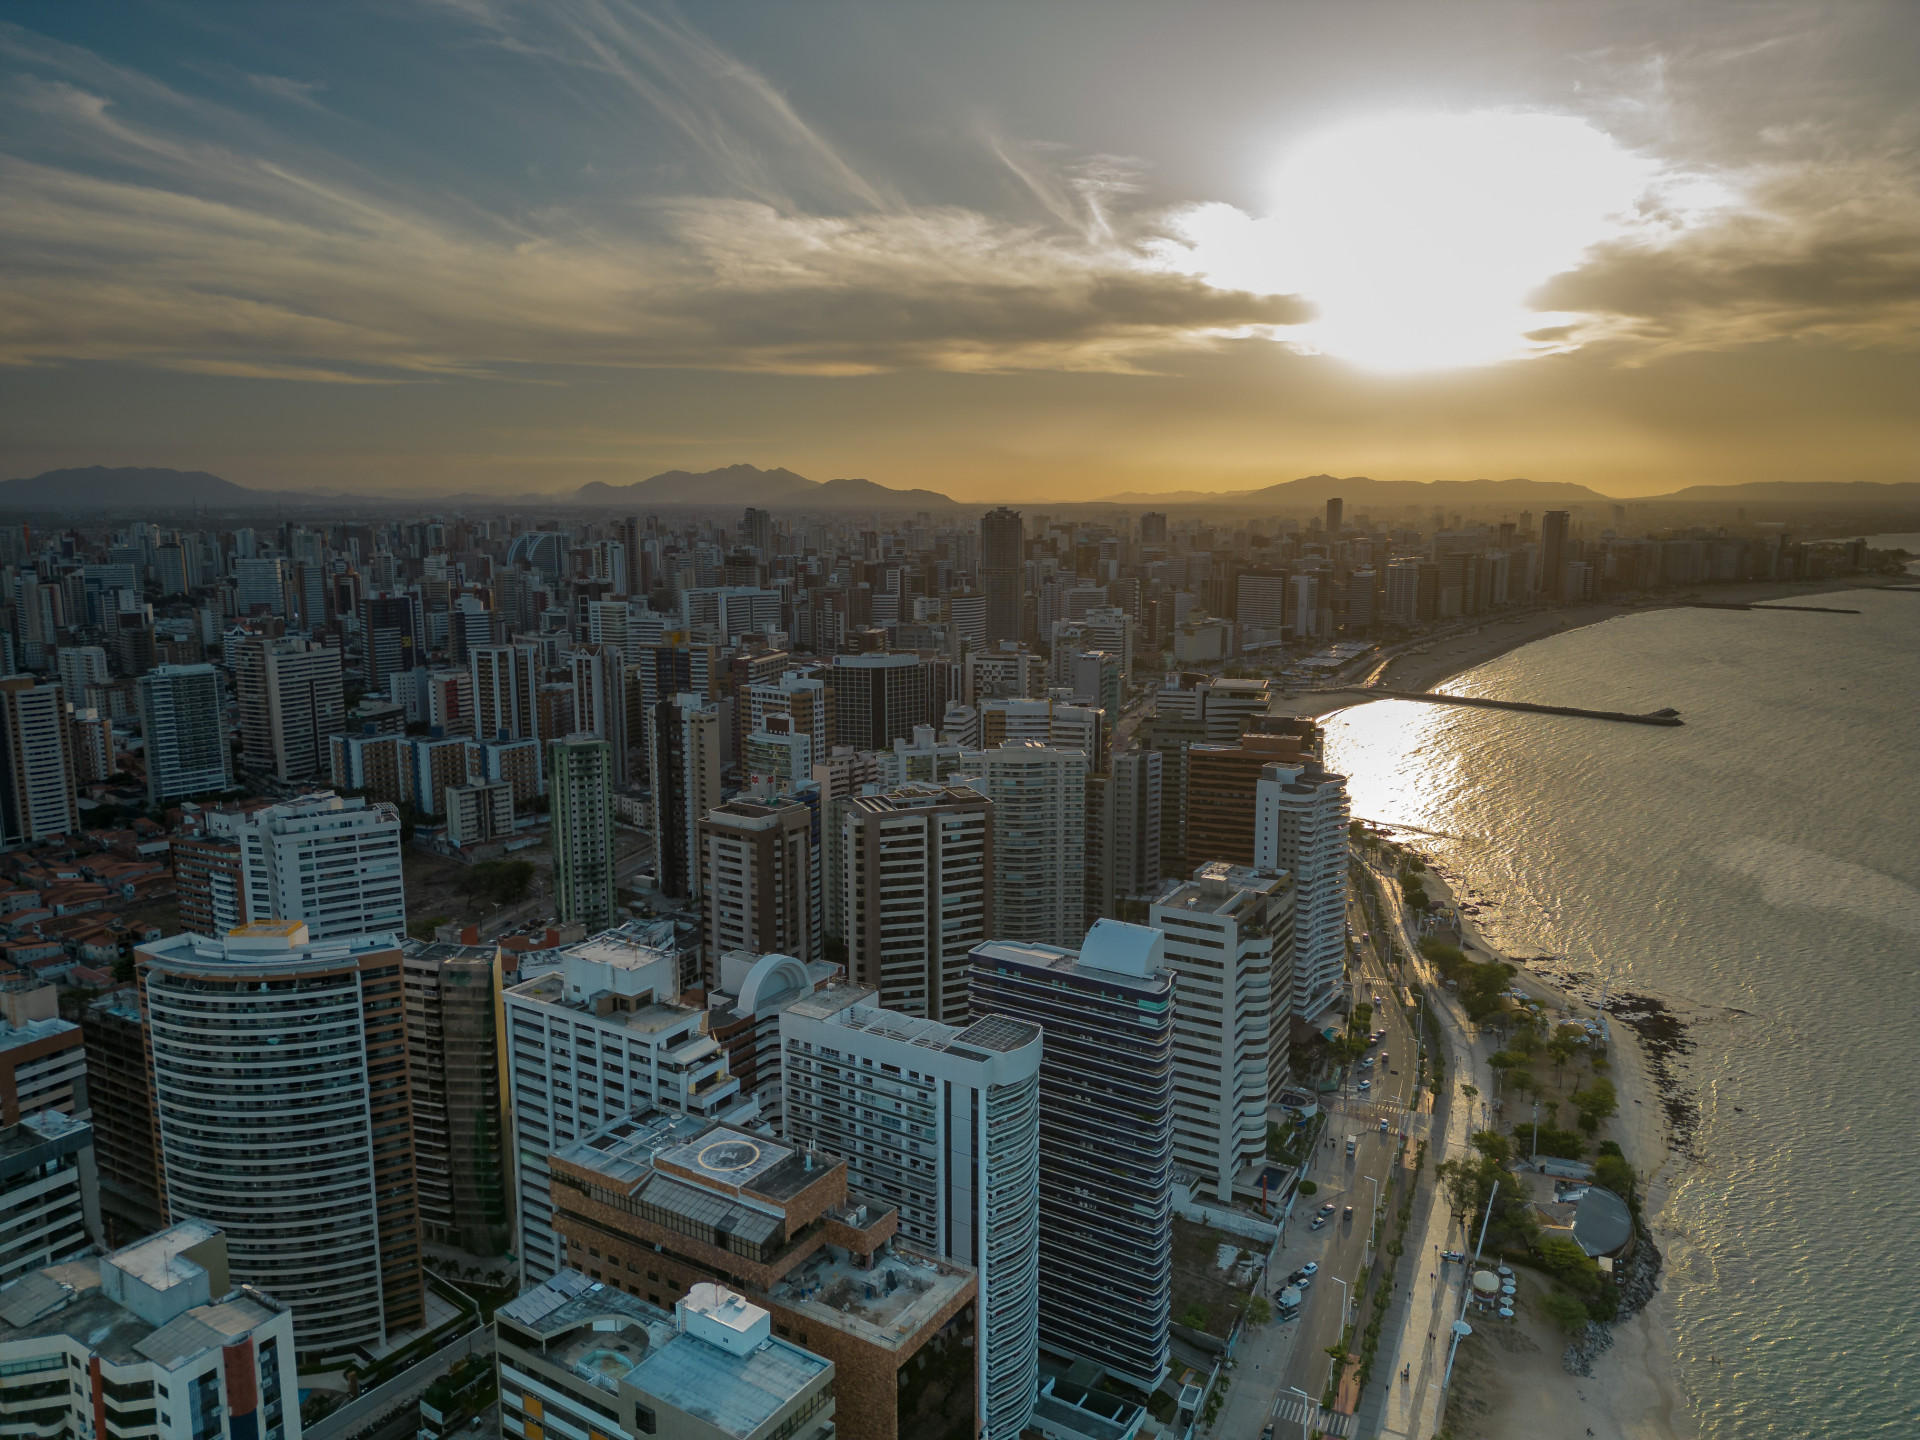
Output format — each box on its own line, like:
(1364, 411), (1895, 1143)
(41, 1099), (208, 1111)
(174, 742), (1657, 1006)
(1320, 558), (1919, 1437)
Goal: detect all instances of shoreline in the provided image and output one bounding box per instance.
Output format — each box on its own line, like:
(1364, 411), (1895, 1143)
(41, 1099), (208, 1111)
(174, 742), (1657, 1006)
(1277, 576), (1892, 721)
(1382, 850), (1699, 1440)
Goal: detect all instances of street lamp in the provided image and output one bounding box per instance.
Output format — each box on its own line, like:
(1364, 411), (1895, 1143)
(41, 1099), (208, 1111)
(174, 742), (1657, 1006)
(1332, 1275), (1350, 1330)
(1284, 1386), (1314, 1440)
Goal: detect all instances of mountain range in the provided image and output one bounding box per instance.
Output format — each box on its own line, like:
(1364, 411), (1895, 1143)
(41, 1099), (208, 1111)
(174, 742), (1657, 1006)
(0, 464), (1913, 512)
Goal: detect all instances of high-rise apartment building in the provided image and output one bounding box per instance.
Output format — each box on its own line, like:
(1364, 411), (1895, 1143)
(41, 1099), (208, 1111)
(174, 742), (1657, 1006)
(0, 1222), (301, 1440)
(782, 984), (1043, 1440)
(1, 984), (85, 1125)
(501, 927), (749, 1282)
(80, 990), (162, 1235)
(549, 734), (617, 933)
(980, 507), (1025, 647)
(648, 695), (723, 901)
(811, 746), (878, 947)
(699, 798), (818, 967)
(0, 1110), (101, 1285)
(1184, 731), (1309, 870)
(569, 641), (631, 785)
(959, 742), (1084, 950)
(360, 591), (423, 695)
(471, 643), (540, 745)
(968, 921), (1174, 1390)
(138, 923), (424, 1361)
(0, 677), (79, 846)
(1255, 760), (1350, 1018)
(1085, 747), (1161, 924)
(210, 792), (406, 940)
(138, 662), (231, 804)
(844, 782), (992, 1022)
(401, 938), (511, 1255)
(1150, 863), (1294, 1203)
(234, 636), (343, 783)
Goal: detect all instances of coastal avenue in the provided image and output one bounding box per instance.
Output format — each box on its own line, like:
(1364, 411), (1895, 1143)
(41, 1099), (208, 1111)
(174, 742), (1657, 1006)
(1214, 892), (1428, 1438)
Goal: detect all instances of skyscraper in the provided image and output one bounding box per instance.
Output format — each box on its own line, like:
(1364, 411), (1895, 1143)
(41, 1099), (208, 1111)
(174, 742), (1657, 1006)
(782, 984), (1043, 1440)
(961, 742), (1084, 949)
(0, 677), (79, 846)
(471, 642), (540, 743)
(401, 936), (512, 1255)
(968, 920), (1174, 1390)
(138, 662), (230, 804)
(570, 641), (631, 785)
(139, 922), (424, 1361)
(502, 928), (747, 1281)
(1540, 509), (1571, 599)
(1254, 760), (1351, 1018)
(830, 651), (932, 751)
(699, 796), (818, 967)
(360, 591), (423, 695)
(1150, 862), (1295, 1203)
(844, 782), (992, 1021)
(980, 506), (1025, 646)
(1085, 747), (1161, 923)
(648, 694), (723, 901)
(549, 734), (617, 932)
(204, 792), (407, 940)
(1326, 496), (1344, 534)
(234, 635), (343, 783)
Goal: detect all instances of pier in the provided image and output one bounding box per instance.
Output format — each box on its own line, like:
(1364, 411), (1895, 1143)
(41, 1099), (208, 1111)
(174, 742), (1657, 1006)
(1682, 601), (1860, 614)
(1336, 688), (1685, 726)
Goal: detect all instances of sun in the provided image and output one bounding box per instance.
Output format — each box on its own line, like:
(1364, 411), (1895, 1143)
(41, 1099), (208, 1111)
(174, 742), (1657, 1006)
(1172, 110), (1661, 371)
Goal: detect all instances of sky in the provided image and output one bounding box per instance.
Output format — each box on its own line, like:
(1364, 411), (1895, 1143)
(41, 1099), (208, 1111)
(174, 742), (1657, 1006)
(1, 0), (1916, 502)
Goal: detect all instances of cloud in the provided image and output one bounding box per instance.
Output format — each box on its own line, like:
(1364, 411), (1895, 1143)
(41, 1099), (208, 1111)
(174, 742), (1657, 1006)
(0, 10), (1302, 381)
(1534, 159), (1920, 356)
(246, 73), (326, 107)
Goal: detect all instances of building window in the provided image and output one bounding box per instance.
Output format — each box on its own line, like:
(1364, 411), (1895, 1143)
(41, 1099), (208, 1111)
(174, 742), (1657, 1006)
(635, 1407), (657, 1435)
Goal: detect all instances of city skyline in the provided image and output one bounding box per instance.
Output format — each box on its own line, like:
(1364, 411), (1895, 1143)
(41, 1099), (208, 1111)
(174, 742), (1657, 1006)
(3, 2), (1916, 500)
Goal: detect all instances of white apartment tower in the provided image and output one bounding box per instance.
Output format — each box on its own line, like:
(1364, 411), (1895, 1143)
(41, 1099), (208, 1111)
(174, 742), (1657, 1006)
(138, 662), (231, 804)
(844, 782), (992, 1022)
(1150, 862), (1295, 1203)
(1255, 760), (1351, 1018)
(501, 927), (750, 1282)
(216, 792), (406, 940)
(958, 742), (1084, 949)
(138, 924), (423, 1360)
(781, 985), (1042, 1440)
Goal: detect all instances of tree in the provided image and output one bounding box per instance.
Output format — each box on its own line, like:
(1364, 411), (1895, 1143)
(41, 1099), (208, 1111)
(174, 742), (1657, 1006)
(1461, 1082), (1479, 1102)
(1570, 1077), (1619, 1133)
(1540, 1290), (1591, 1334)
(1593, 1153), (1638, 1202)
(1246, 1296), (1272, 1326)
(1469, 1129), (1511, 1165)
(1178, 1303), (1208, 1331)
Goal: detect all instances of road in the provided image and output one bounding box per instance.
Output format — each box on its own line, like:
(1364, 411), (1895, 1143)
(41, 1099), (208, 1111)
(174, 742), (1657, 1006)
(1212, 896), (1427, 1440)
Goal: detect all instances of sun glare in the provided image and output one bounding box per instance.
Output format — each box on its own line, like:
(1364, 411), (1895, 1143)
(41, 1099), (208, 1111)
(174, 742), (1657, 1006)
(1173, 111), (1661, 371)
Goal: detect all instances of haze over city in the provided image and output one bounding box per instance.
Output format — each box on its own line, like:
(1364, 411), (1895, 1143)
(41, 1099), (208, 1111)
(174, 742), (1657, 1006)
(3, 1), (1917, 500)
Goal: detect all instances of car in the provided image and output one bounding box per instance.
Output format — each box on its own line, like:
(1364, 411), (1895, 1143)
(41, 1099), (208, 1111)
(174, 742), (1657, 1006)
(1380, 1051), (1390, 1064)
(1318, 1202), (1336, 1216)
(1441, 1249), (1466, 1263)
(1310, 1216), (1328, 1231)
(1297, 1261), (1319, 1277)
(1360, 1057), (1374, 1069)
(1379, 1118), (1390, 1132)
(1359, 1079), (1372, 1091)
(1262, 1426), (1274, 1440)
(1343, 1205), (1354, 1219)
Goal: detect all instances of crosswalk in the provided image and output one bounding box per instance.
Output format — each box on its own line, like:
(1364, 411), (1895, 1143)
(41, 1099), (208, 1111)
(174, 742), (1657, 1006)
(1271, 1395), (1354, 1436)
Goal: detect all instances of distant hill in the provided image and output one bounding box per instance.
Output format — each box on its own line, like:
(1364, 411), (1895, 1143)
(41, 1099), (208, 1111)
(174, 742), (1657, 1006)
(1644, 481), (1920, 504)
(0, 466), (263, 509)
(571, 463), (953, 508)
(1092, 474), (1613, 507)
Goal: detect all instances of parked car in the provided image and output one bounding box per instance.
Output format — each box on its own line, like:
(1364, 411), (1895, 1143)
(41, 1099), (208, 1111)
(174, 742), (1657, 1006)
(1297, 1261), (1319, 1277)
(1318, 1202), (1337, 1216)
(1359, 1079), (1372, 1091)
(1442, 1249), (1466, 1263)
(1311, 1216), (1328, 1231)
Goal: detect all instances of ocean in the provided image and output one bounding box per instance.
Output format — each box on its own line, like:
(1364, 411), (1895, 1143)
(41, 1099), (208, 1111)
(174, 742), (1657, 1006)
(1320, 548), (1920, 1437)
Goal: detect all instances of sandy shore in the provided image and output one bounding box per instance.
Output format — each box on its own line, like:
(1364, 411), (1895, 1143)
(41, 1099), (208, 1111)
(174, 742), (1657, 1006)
(1399, 858), (1699, 1440)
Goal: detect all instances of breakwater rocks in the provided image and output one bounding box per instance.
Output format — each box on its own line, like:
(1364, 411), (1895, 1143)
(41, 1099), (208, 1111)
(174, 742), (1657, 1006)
(1608, 992), (1700, 1158)
(1563, 1224), (1666, 1377)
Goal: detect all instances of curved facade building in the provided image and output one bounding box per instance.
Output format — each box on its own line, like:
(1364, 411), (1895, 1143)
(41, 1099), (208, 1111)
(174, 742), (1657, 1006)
(139, 922), (423, 1362)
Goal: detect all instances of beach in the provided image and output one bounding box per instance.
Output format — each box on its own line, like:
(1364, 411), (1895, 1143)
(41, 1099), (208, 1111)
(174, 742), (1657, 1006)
(1419, 851), (1700, 1440)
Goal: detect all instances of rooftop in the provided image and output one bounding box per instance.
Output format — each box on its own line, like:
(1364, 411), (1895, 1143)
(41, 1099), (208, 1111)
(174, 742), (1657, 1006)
(1157, 862), (1290, 916)
(140, 926), (402, 971)
(767, 1238), (974, 1351)
(507, 971), (703, 1036)
(498, 1271), (830, 1440)
(786, 984), (1040, 1058)
(0, 1014), (79, 1055)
